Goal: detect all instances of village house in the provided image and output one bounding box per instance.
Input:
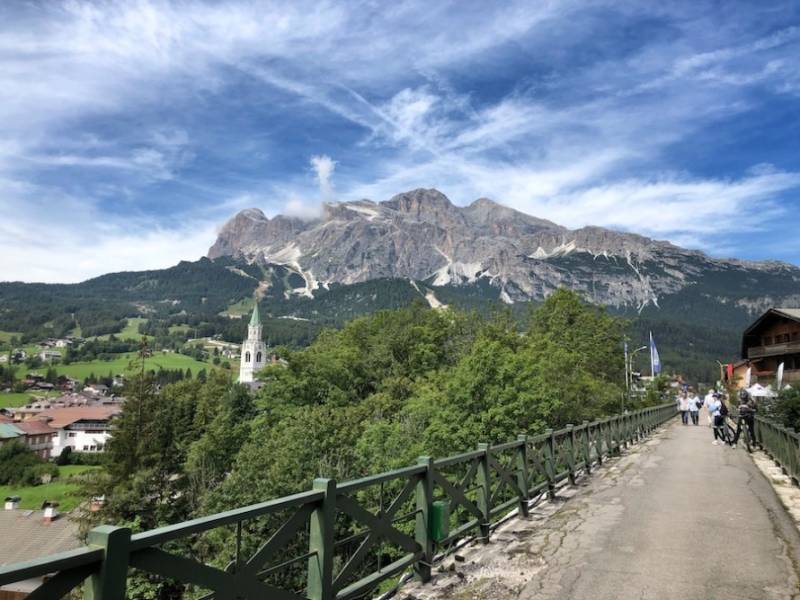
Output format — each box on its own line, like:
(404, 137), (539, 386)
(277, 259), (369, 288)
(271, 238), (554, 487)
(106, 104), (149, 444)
(37, 349), (61, 362)
(12, 391), (123, 418)
(7, 405), (121, 458)
(34, 406), (121, 457)
(83, 382), (110, 396)
(0, 420), (55, 459)
(739, 308), (800, 387)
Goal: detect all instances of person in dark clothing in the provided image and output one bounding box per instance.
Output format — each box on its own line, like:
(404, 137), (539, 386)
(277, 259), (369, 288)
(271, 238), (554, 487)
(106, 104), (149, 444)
(732, 391), (757, 448)
(712, 394), (731, 445)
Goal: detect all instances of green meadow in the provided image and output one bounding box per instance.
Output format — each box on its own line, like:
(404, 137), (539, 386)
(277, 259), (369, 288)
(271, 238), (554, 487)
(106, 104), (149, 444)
(93, 317), (148, 341)
(221, 297), (254, 317)
(0, 465), (102, 511)
(27, 351), (215, 381)
(0, 330), (21, 345)
(0, 391), (62, 408)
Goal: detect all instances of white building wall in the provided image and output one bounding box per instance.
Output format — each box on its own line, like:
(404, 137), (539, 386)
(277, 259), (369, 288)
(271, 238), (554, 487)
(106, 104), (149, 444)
(239, 339), (267, 383)
(50, 429), (112, 458)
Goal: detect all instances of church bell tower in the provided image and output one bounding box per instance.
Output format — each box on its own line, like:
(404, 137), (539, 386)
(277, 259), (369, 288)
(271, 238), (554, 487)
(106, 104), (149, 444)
(239, 304), (267, 383)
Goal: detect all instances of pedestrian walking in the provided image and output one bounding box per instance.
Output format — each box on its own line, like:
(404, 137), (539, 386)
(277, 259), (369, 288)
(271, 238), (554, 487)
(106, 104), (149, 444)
(707, 393), (730, 445)
(689, 390), (701, 426)
(678, 391), (690, 425)
(703, 390), (716, 426)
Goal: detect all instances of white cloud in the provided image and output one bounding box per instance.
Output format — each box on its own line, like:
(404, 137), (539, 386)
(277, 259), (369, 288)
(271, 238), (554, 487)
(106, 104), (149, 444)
(0, 207), (216, 284)
(283, 196), (323, 221)
(309, 155), (336, 201)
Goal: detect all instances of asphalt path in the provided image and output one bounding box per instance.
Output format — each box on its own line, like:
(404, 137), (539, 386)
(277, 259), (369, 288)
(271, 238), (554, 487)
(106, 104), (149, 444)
(519, 413), (800, 600)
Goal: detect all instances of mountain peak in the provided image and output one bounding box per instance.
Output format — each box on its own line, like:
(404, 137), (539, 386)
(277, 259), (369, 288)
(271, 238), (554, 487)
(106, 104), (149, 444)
(381, 188), (462, 225)
(383, 188), (453, 210)
(237, 208), (269, 222)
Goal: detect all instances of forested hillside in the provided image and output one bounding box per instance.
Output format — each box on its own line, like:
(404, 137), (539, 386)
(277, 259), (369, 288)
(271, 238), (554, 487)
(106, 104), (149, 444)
(76, 291), (656, 598)
(0, 254), (753, 381)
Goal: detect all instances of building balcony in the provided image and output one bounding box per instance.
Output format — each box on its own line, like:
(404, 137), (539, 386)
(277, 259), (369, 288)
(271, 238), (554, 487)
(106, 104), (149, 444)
(748, 340), (800, 359)
(785, 369), (800, 384)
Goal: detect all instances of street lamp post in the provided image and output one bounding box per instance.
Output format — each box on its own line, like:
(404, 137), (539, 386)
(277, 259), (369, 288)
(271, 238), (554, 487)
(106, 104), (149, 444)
(628, 345), (648, 403)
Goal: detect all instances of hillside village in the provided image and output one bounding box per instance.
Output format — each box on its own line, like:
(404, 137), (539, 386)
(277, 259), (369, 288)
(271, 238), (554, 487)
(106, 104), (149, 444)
(0, 306), (282, 462)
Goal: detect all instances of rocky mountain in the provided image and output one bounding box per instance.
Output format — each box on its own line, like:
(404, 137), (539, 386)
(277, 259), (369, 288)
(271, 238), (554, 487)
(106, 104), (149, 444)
(209, 188), (800, 314)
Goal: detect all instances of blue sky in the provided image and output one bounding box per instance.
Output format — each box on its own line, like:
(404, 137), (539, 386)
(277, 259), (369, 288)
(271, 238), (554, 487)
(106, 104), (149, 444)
(1, 1), (800, 282)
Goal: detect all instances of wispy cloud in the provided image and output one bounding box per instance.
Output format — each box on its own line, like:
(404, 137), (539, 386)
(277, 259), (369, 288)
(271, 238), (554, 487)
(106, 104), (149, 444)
(0, 0), (799, 282)
(309, 155), (336, 201)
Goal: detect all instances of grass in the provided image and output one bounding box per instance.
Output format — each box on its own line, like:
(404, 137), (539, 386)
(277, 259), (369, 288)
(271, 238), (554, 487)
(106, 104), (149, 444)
(221, 297), (254, 318)
(0, 465), (102, 512)
(93, 317), (148, 341)
(0, 391), (62, 408)
(23, 351), (214, 381)
(0, 330), (21, 344)
(168, 324), (191, 334)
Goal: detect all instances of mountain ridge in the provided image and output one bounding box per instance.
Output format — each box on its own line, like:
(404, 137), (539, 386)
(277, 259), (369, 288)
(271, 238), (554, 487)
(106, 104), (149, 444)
(208, 188), (800, 312)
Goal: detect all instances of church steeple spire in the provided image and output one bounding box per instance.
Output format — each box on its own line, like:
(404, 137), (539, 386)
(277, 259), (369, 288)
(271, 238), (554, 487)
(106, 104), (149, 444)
(249, 303), (260, 327)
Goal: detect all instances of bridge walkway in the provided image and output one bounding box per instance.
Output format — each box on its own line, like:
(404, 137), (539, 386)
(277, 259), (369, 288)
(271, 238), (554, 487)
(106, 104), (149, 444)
(399, 415), (800, 600)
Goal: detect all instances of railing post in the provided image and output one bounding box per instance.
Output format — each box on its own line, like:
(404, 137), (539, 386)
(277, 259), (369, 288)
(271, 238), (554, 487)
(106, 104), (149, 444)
(786, 430), (798, 483)
(516, 435), (530, 517)
(308, 478), (336, 600)
(595, 421), (604, 465)
(414, 456), (434, 582)
(582, 421), (592, 475)
(84, 525), (130, 600)
(623, 414), (630, 448)
(545, 429), (557, 500)
(477, 443), (492, 543)
(605, 417), (614, 457)
(566, 425), (576, 484)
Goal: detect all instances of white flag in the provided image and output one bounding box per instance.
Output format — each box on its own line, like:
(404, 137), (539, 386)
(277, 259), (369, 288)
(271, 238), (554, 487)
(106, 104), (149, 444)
(777, 362), (785, 391)
(744, 367), (752, 388)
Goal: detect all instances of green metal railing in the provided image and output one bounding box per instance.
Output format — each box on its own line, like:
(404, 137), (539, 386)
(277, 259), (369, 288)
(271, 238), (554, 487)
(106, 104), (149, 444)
(0, 403), (676, 599)
(756, 415), (800, 483)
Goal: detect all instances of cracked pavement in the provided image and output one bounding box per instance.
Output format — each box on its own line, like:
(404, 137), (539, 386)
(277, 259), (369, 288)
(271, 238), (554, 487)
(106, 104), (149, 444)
(397, 418), (800, 600)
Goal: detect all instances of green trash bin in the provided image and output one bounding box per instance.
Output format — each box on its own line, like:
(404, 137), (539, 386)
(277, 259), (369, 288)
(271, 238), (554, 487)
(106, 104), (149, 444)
(431, 500), (450, 542)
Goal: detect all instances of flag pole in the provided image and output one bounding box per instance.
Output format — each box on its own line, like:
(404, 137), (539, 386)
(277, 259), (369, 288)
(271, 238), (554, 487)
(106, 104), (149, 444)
(649, 331), (654, 378)
(624, 340), (629, 393)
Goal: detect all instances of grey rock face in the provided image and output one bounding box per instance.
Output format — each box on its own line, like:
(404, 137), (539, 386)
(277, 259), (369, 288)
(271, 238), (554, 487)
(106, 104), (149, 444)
(208, 188), (799, 310)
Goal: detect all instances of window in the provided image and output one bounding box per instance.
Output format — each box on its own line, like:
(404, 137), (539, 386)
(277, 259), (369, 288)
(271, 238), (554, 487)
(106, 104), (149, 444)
(256, 351), (262, 363)
(245, 351), (251, 362)
(83, 445), (89, 451)
(68, 432), (76, 438)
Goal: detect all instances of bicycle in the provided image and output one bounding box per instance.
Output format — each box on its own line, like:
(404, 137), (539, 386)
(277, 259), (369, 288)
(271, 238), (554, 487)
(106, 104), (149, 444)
(728, 412), (755, 453)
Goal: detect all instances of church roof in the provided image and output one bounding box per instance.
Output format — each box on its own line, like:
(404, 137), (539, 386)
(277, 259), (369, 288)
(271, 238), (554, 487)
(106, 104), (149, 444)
(249, 303), (261, 326)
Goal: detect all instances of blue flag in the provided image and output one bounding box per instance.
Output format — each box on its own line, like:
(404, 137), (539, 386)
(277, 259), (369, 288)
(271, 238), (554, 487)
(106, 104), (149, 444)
(650, 332), (662, 375)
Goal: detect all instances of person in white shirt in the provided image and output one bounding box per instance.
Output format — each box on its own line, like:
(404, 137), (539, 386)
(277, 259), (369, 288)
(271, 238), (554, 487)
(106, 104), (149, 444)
(688, 390), (701, 425)
(706, 393), (731, 445)
(703, 390), (716, 426)
(678, 392), (690, 425)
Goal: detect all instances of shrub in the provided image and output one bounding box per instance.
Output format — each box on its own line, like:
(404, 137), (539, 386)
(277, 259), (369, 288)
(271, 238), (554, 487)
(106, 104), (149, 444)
(68, 452), (108, 466)
(771, 387), (800, 430)
(55, 446), (72, 466)
(0, 442), (51, 486)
